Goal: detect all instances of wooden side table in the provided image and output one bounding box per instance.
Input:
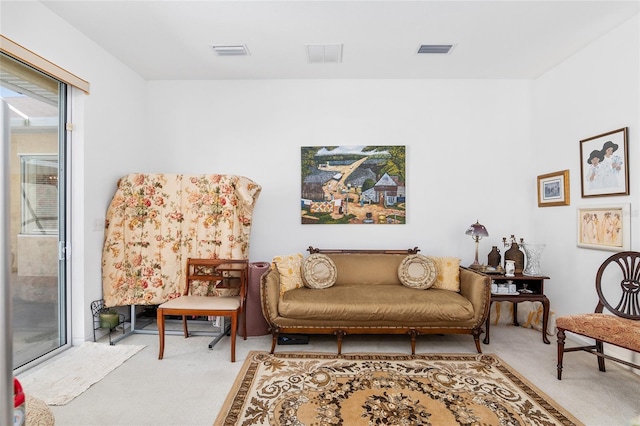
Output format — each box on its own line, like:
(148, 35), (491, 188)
(483, 273), (550, 345)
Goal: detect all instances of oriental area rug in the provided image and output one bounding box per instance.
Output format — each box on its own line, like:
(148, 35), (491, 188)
(215, 351), (584, 426)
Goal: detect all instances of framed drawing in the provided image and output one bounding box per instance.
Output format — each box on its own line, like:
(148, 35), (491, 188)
(537, 170), (569, 207)
(577, 204), (630, 251)
(300, 145), (406, 224)
(580, 127), (629, 198)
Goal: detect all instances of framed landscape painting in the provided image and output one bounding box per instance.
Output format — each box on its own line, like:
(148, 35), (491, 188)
(580, 127), (629, 198)
(537, 170), (569, 207)
(577, 204), (630, 251)
(300, 146), (406, 224)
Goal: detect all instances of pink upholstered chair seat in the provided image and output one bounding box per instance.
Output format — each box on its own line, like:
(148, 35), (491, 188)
(556, 313), (640, 352)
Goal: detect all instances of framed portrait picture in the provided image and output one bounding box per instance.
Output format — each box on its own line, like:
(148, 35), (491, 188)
(537, 170), (569, 207)
(580, 127), (629, 197)
(577, 204), (630, 251)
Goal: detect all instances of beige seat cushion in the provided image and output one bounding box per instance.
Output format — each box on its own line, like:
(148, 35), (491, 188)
(279, 285), (474, 322)
(557, 313), (640, 352)
(158, 295), (240, 310)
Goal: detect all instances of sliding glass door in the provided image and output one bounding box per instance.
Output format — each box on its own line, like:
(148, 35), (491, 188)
(1, 53), (68, 369)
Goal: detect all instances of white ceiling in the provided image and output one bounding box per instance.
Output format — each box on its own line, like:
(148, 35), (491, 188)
(41, 1), (640, 80)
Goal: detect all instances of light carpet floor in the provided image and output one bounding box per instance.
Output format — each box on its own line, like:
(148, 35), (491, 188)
(30, 324), (640, 425)
(17, 341), (145, 405)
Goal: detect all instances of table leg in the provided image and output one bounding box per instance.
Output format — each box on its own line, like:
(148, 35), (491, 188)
(541, 296), (551, 344)
(513, 302), (519, 326)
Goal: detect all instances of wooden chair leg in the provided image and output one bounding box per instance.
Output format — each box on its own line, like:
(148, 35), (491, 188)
(596, 340), (606, 372)
(182, 315), (189, 338)
(557, 328), (565, 380)
(270, 330), (279, 354)
(230, 312), (237, 362)
(157, 308), (165, 360)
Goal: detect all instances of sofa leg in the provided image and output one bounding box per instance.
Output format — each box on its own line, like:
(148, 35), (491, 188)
(270, 329), (280, 354)
(409, 330), (417, 355)
(473, 330), (483, 353)
(335, 330), (345, 355)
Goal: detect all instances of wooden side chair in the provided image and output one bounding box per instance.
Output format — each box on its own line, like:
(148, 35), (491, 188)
(556, 251), (640, 379)
(157, 258), (248, 362)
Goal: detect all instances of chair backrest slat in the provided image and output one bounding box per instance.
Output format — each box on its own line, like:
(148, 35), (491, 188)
(595, 251), (640, 320)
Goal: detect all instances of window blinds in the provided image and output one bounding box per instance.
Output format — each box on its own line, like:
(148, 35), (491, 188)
(0, 35), (90, 94)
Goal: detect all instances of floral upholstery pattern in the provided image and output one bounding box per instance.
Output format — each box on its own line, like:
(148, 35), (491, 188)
(556, 313), (640, 352)
(102, 174), (261, 306)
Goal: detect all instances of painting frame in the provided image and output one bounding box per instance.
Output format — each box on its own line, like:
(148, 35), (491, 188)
(300, 145), (406, 225)
(579, 127), (629, 198)
(576, 204), (630, 252)
(537, 170), (569, 207)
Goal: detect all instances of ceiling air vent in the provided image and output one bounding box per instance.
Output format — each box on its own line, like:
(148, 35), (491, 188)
(306, 44), (343, 64)
(417, 44), (453, 54)
(210, 45), (250, 56)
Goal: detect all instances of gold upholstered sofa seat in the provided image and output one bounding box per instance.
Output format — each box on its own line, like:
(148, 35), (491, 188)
(279, 285), (475, 323)
(261, 247), (491, 355)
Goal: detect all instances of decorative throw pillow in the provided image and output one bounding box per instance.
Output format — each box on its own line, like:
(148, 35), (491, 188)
(272, 253), (304, 297)
(398, 254), (437, 289)
(302, 254), (338, 289)
(428, 256), (461, 292)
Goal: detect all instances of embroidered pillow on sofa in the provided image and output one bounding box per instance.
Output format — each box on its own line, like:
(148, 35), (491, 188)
(428, 256), (461, 292)
(272, 253), (304, 297)
(302, 254), (338, 289)
(398, 254), (437, 289)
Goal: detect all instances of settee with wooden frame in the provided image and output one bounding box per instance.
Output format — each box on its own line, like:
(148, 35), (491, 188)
(260, 247), (491, 355)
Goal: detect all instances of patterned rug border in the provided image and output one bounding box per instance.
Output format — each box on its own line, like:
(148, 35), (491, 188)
(215, 350), (584, 426)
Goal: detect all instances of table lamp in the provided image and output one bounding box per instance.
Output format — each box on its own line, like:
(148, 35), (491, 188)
(465, 220), (489, 270)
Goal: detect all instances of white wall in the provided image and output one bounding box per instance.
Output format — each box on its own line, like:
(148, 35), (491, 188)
(532, 15), (640, 317)
(532, 15), (639, 367)
(1, 1), (149, 343)
(146, 79), (535, 262)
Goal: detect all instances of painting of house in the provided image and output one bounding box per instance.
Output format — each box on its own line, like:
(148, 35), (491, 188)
(301, 146), (406, 224)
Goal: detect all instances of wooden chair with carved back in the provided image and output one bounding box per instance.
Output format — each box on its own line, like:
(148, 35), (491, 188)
(556, 251), (640, 379)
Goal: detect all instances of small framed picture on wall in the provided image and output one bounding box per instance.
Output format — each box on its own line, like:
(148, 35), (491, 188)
(537, 170), (569, 207)
(579, 127), (629, 198)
